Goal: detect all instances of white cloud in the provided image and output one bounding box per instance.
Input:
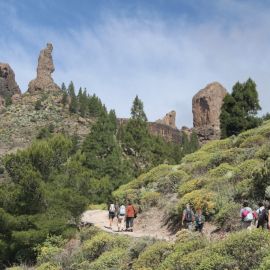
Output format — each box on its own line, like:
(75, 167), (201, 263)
(0, 1), (270, 127)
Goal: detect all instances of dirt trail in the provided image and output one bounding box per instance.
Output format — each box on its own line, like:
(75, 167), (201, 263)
(81, 209), (175, 241)
(81, 209), (218, 241)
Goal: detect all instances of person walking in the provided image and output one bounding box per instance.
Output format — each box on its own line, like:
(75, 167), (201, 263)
(194, 208), (205, 233)
(256, 202), (267, 229)
(126, 201), (137, 232)
(240, 201), (253, 229)
(108, 202), (116, 229)
(117, 203), (126, 232)
(182, 203), (195, 231)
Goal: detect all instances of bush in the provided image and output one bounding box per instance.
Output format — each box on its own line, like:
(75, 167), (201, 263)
(36, 235), (66, 265)
(214, 201), (241, 231)
(195, 253), (237, 270)
(36, 262), (61, 270)
(133, 241), (173, 270)
(258, 254), (270, 270)
(88, 248), (127, 270)
(178, 179), (205, 197)
(79, 227), (101, 242)
(240, 134), (267, 148)
(178, 189), (216, 215)
(141, 191), (161, 208)
(127, 237), (156, 261)
(156, 169), (190, 194)
(88, 204), (107, 210)
(81, 232), (128, 260)
(214, 229), (270, 270)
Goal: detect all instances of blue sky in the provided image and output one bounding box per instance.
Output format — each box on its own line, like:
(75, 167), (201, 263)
(0, 0), (270, 127)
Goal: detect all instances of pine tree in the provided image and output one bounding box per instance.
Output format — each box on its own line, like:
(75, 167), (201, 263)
(131, 95), (148, 121)
(68, 81), (78, 113)
(61, 82), (67, 92)
(82, 111), (131, 188)
(88, 94), (106, 117)
(78, 87), (88, 117)
(220, 78), (262, 138)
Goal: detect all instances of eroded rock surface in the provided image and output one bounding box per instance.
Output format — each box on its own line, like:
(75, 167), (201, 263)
(156, 110), (176, 129)
(0, 63), (21, 103)
(192, 82), (227, 143)
(28, 43), (60, 93)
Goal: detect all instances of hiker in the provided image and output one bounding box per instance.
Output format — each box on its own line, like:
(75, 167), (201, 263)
(117, 203), (126, 232)
(182, 203), (195, 230)
(108, 202), (116, 229)
(256, 202), (267, 229)
(126, 201), (137, 232)
(240, 201), (254, 229)
(194, 208), (205, 233)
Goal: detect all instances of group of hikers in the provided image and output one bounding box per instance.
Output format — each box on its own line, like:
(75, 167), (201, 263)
(108, 200), (137, 232)
(108, 200), (269, 234)
(240, 201), (270, 229)
(181, 201), (270, 233)
(181, 203), (206, 232)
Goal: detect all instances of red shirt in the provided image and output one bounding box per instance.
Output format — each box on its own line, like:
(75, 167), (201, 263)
(126, 205), (136, 217)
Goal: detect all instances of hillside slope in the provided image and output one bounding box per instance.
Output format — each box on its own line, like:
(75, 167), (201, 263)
(0, 91), (93, 157)
(114, 120), (270, 231)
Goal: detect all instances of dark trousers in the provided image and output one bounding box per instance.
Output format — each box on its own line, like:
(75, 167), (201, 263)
(257, 221), (267, 229)
(126, 217), (134, 229)
(195, 223), (204, 232)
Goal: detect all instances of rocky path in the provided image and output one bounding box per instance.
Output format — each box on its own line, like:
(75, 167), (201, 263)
(81, 209), (175, 241)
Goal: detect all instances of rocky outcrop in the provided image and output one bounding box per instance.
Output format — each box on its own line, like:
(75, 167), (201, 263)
(0, 63), (21, 103)
(28, 43), (60, 93)
(117, 118), (182, 143)
(156, 111), (176, 129)
(192, 82), (227, 143)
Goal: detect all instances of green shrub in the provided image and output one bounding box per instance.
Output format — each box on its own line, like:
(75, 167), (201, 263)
(178, 178), (205, 197)
(214, 230), (270, 270)
(88, 248), (127, 270)
(178, 189), (216, 215)
(88, 204), (107, 210)
(214, 201), (241, 230)
(195, 253), (237, 270)
(255, 144), (270, 160)
(36, 235), (66, 265)
(82, 232), (129, 260)
(36, 262), (61, 270)
(208, 163), (235, 179)
(141, 191), (161, 207)
(239, 134), (267, 148)
(79, 227), (101, 242)
(156, 170), (190, 194)
(133, 241), (173, 270)
(200, 138), (232, 153)
(127, 237), (156, 261)
(257, 254), (270, 270)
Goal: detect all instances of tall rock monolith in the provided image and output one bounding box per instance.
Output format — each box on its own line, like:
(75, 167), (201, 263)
(192, 82), (227, 143)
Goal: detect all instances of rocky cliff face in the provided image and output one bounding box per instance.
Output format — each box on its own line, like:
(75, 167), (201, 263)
(117, 118), (182, 143)
(28, 43), (60, 93)
(156, 111), (176, 129)
(0, 63), (21, 106)
(192, 82), (227, 143)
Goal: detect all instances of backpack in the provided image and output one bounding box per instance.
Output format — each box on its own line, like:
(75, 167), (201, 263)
(242, 208), (253, 221)
(241, 209), (250, 219)
(119, 205), (125, 215)
(109, 204), (115, 213)
(185, 209), (193, 222)
(258, 208), (268, 223)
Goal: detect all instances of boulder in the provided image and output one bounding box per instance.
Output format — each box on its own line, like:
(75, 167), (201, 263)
(0, 63), (21, 102)
(28, 43), (60, 93)
(192, 82), (227, 143)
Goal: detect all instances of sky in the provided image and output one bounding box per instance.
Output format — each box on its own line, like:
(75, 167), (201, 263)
(0, 0), (270, 127)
